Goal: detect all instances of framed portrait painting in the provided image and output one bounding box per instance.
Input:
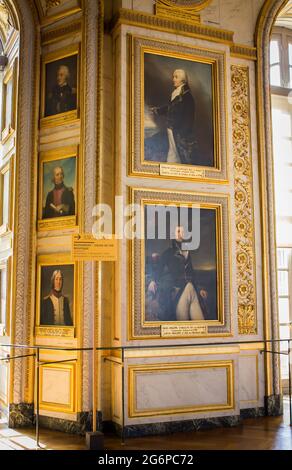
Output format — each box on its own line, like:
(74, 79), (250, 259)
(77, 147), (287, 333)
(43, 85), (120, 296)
(128, 35), (228, 183)
(38, 146), (78, 231)
(35, 254), (79, 338)
(129, 188), (232, 339)
(40, 44), (80, 127)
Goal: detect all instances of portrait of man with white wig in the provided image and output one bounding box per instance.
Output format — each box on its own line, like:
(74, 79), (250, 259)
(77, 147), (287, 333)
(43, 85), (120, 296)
(144, 53), (214, 167)
(45, 55), (78, 117)
(151, 69), (196, 165)
(40, 268), (73, 326)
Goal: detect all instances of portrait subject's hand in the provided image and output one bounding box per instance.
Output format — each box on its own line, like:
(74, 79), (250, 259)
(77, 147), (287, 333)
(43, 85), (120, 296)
(55, 204), (65, 213)
(148, 281), (157, 295)
(150, 106), (158, 115)
(200, 289), (208, 299)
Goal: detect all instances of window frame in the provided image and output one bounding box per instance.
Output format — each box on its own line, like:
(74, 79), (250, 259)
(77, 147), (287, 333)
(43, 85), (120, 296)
(270, 27), (292, 93)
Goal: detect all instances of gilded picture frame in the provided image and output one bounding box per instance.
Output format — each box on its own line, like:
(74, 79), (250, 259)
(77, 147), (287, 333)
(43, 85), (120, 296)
(1, 57), (18, 144)
(129, 187), (232, 339)
(128, 35), (228, 183)
(40, 44), (80, 128)
(38, 145), (78, 231)
(0, 157), (14, 237)
(0, 257), (11, 337)
(35, 253), (79, 338)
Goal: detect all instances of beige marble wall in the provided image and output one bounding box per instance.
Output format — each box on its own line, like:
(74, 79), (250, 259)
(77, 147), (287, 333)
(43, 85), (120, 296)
(239, 352), (265, 408)
(109, 0), (266, 44)
(202, 0), (265, 45)
(108, 0), (267, 426)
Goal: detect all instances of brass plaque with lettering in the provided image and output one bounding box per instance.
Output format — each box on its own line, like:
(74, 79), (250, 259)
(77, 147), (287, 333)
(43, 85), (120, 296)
(161, 324), (208, 337)
(35, 326), (75, 338)
(160, 164), (205, 179)
(72, 234), (118, 261)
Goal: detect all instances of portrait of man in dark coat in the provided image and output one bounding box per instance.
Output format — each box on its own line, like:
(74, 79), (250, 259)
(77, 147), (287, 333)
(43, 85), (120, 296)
(40, 269), (73, 326)
(146, 226), (209, 322)
(151, 69), (197, 165)
(45, 61), (77, 117)
(144, 53), (215, 167)
(43, 165), (75, 219)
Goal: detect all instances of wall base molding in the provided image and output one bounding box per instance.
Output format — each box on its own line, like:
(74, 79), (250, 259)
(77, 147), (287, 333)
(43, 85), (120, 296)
(39, 411), (103, 436)
(8, 405), (103, 435)
(264, 394), (283, 416)
(8, 403), (34, 428)
(240, 407), (266, 419)
(8, 400), (282, 436)
(103, 415), (241, 438)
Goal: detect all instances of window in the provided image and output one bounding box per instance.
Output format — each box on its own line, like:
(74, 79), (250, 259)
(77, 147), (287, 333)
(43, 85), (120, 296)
(270, 39), (281, 86)
(271, 94), (292, 384)
(270, 28), (292, 89)
(289, 42), (292, 87)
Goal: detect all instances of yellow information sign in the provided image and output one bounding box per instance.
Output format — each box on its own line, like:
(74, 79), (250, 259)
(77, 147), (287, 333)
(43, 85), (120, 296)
(72, 234), (118, 261)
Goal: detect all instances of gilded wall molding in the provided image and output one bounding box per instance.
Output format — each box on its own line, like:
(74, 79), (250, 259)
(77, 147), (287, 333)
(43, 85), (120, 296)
(231, 65), (257, 336)
(45, 0), (61, 9)
(35, 0), (82, 26)
(230, 44), (257, 61)
(109, 8), (234, 46)
(41, 19), (81, 45)
(81, 0), (102, 411)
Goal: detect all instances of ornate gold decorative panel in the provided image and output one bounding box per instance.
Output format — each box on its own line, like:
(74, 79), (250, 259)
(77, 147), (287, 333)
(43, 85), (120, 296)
(231, 65), (257, 335)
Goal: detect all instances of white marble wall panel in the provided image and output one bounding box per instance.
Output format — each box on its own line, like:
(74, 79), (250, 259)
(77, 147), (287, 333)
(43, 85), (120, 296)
(239, 351), (265, 409)
(0, 362), (8, 404)
(113, 354), (240, 425)
(112, 362), (122, 420)
(239, 355), (258, 403)
(135, 367), (228, 411)
(41, 367), (71, 406)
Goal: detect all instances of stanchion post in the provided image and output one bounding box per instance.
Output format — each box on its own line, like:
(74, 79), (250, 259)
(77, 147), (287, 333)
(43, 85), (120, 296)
(289, 339), (291, 427)
(85, 262), (104, 450)
(121, 347), (125, 446)
(36, 348), (40, 448)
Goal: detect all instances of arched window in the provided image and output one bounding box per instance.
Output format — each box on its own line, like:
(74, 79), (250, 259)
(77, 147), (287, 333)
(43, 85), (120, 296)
(270, 2), (292, 394)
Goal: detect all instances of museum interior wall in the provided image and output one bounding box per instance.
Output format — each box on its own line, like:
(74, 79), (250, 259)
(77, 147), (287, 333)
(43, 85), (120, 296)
(0, 0), (287, 436)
